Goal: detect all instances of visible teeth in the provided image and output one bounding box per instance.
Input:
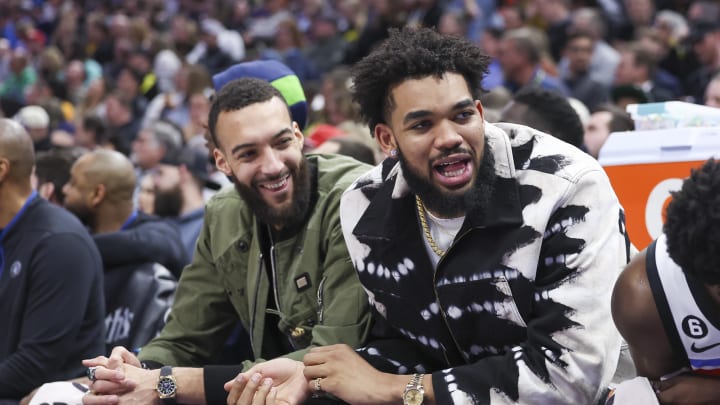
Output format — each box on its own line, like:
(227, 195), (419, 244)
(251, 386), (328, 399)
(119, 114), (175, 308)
(264, 177), (288, 190)
(442, 168), (464, 177)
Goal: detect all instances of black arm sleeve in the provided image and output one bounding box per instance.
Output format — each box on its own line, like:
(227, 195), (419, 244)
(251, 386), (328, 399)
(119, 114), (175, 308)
(203, 365), (243, 404)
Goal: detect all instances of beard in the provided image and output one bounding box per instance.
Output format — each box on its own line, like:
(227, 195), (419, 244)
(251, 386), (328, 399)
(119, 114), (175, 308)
(65, 202), (96, 231)
(399, 139), (496, 219)
(154, 184), (183, 218)
(231, 156), (312, 229)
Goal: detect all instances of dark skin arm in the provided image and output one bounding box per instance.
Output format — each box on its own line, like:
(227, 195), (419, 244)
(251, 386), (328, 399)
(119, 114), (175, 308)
(612, 249), (720, 404)
(611, 249), (680, 379)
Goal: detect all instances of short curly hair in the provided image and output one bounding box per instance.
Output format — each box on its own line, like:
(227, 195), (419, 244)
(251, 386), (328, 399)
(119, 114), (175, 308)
(664, 158), (720, 285)
(351, 27), (490, 135)
(511, 87), (584, 148)
(208, 77), (287, 148)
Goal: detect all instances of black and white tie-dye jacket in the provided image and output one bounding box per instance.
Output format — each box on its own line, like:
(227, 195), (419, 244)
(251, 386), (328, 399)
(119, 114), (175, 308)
(339, 123), (632, 404)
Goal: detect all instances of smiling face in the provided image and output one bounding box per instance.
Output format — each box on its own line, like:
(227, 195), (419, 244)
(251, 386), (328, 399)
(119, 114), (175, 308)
(213, 96), (310, 228)
(375, 73), (486, 218)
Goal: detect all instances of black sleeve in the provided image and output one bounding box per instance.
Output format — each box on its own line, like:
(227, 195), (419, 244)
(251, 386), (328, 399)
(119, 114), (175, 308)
(94, 219), (188, 278)
(0, 234), (103, 398)
(203, 365), (243, 404)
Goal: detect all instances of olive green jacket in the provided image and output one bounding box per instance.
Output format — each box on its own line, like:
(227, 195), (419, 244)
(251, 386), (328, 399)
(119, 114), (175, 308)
(138, 154), (372, 370)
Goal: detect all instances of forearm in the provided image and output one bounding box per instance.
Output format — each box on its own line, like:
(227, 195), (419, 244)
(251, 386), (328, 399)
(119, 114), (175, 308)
(173, 367), (206, 405)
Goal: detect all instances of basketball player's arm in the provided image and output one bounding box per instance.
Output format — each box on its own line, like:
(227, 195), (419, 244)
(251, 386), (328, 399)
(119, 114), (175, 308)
(611, 249), (681, 380)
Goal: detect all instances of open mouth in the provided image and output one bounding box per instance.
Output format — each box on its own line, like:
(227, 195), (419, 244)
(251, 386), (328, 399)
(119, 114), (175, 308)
(432, 156), (473, 188)
(259, 174), (290, 193)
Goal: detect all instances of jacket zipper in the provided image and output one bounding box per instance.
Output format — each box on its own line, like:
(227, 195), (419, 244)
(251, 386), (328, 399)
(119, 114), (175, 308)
(268, 228), (298, 350)
(316, 277), (326, 323)
(432, 229), (473, 365)
(249, 253), (263, 351)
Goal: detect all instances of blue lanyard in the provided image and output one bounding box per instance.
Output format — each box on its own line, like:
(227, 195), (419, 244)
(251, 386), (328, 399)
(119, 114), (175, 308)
(0, 191), (38, 280)
(120, 210), (138, 231)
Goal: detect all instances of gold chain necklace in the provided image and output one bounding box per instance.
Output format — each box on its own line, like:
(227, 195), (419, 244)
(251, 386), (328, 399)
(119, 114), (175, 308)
(415, 195), (446, 257)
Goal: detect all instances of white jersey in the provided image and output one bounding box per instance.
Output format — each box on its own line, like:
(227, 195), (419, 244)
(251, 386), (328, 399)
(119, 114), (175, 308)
(647, 234), (720, 374)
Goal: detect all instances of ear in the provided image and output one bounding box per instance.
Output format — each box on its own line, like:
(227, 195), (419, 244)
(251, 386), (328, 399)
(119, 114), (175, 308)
(90, 183), (106, 207)
(475, 99), (485, 122)
(0, 158), (9, 182)
(374, 123), (397, 158)
(293, 121), (305, 145)
(213, 147), (232, 176)
(38, 182), (55, 200)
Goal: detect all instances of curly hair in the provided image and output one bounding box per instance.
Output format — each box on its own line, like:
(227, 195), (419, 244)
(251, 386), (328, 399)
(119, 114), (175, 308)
(351, 27), (490, 135)
(664, 158), (720, 285)
(208, 77), (287, 148)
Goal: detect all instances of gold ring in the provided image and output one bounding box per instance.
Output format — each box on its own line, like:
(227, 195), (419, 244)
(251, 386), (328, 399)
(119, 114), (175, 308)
(313, 377), (322, 392)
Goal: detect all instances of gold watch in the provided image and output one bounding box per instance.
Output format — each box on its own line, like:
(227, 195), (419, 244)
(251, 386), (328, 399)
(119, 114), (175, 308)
(402, 373), (425, 405)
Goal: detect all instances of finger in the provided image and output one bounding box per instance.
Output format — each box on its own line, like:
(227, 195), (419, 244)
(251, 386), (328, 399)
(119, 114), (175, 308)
(302, 352), (328, 367)
(107, 347), (140, 369)
(226, 374), (249, 405)
(82, 356), (109, 367)
(238, 373), (263, 405)
(82, 393), (119, 405)
(267, 387), (277, 405)
(93, 367), (126, 383)
(90, 378), (137, 395)
(303, 364), (329, 380)
(251, 378), (273, 405)
(307, 377), (324, 395)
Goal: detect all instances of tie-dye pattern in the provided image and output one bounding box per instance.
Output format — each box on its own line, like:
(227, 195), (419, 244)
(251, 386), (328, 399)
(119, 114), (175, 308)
(340, 123), (632, 404)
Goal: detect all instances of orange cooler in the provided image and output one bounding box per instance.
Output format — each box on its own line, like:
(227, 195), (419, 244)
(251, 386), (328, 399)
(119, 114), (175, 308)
(598, 127), (720, 250)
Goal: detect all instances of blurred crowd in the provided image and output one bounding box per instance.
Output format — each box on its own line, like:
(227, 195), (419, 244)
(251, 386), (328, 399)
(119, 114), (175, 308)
(1, 0), (719, 176)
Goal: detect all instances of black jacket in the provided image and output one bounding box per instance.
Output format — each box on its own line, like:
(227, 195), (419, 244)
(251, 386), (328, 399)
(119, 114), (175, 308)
(0, 194), (105, 399)
(93, 212), (188, 278)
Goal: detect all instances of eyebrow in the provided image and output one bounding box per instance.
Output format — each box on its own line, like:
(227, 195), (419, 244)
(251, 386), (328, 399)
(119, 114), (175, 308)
(230, 127), (293, 156)
(402, 99), (475, 125)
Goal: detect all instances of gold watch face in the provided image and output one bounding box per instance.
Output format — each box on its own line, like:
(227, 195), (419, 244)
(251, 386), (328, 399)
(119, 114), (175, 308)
(403, 388), (423, 405)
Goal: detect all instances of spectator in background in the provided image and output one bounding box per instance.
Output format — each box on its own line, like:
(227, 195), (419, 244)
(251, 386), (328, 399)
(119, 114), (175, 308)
(613, 42), (675, 103)
(131, 119), (184, 188)
(304, 13), (347, 77)
(0, 119), (105, 400)
(63, 149), (188, 278)
(14, 105), (51, 152)
(534, 0), (572, 62)
(33, 147), (79, 206)
(186, 19), (241, 76)
(498, 27), (568, 95)
(561, 32), (610, 112)
(104, 91), (140, 156)
(563, 7), (620, 88)
(152, 145), (220, 261)
(685, 21), (720, 104)
(136, 173), (155, 215)
(0, 47), (36, 116)
(584, 104), (635, 159)
(705, 72), (720, 108)
(76, 114), (108, 151)
(260, 19), (318, 84)
(500, 86), (585, 149)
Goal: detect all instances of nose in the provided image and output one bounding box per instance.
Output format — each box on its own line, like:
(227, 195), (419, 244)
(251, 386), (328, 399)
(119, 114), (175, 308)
(260, 148), (285, 177)
(433, 120), (463, 151)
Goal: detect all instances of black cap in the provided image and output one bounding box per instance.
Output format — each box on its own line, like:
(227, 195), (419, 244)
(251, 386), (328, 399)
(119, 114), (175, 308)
(161, 145), (221, 190)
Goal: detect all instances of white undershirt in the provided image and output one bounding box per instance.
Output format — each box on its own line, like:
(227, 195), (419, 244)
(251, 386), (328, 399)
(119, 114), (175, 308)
(422, 208), (464, 268)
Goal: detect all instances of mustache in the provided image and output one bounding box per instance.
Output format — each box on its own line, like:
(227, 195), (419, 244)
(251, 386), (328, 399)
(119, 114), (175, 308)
(430, 147), (474, 163)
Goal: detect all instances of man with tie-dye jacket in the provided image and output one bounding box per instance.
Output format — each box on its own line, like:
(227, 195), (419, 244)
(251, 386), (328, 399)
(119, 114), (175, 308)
(228, 27), (632, 405)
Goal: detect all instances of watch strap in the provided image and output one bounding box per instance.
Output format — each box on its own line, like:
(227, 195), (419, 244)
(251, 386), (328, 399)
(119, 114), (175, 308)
(158, 366), (177, 405)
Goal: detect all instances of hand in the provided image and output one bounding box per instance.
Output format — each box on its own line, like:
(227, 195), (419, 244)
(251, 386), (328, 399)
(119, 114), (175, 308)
(225, 359), (308, 405)
(303, 344), (398, 405)
(656, 374), (720, 405)
(83, 367), (159, 405)
(82, 346), (142, 397)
